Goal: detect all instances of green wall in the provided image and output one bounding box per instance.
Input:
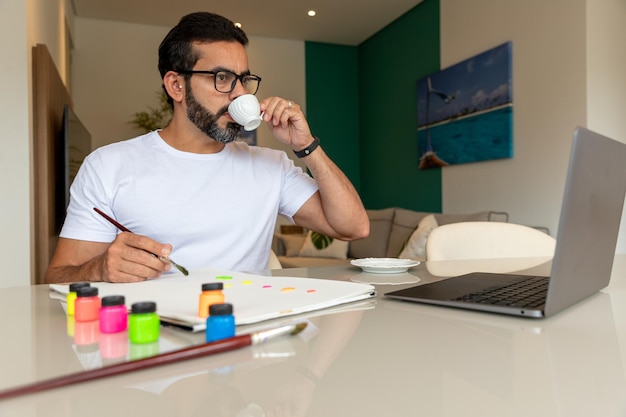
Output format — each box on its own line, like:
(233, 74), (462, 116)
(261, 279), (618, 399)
(305, 0), (441, 211)
(305, 42), (361, 189)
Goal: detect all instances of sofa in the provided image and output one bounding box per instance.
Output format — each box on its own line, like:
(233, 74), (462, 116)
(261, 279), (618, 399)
(272, 207), (509, 268)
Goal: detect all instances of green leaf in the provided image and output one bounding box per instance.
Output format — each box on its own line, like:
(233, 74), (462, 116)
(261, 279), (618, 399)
(310, 232), (334, 250)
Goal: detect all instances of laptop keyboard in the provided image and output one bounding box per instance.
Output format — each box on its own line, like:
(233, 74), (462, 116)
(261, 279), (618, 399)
(451, 276), (548, 308)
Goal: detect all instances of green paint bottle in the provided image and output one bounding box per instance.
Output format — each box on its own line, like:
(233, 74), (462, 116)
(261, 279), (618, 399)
(129, 301), (160, 344)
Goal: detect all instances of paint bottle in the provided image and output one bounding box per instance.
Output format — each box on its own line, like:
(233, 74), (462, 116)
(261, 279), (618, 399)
(129, 301), (160, 344)
(99, 295), (128, 333)
(66, 316), (75, 338)
(73, 319), (102, 370)
(74, 286), (101, 322)
(198, 282), (225, 318)
(129, 342), (160, 361)
(206, 303), (235, 343)
(67, 282), (90, 316)
(100, 331), (128, 361)
(74, 319), (100, 347)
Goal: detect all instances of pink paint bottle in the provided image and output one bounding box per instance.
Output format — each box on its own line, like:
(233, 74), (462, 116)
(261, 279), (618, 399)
(74, 286), (101, 322)
(100, 331), (128, 360)
(99, 295), (128, 333)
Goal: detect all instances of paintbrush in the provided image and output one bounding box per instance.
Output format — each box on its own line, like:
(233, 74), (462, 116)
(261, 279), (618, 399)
(93, 207), (189, 276)
(0, 322), (307, 400)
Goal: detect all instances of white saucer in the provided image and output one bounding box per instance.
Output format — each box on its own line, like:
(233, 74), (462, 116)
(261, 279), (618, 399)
(350, 258), (420, 274)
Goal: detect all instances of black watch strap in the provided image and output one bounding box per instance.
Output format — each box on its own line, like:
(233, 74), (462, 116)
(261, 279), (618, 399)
(293, 136), (320, 158)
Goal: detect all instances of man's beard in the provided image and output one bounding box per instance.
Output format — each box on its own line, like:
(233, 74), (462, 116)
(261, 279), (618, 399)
(185, 86), (242, 144)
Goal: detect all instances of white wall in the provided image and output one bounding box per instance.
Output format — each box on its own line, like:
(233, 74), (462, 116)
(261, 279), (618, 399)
(0, 0), (31, 288)
(0, 0), (72, 288)
(440, 0), (626, 254)
(72, 18), (169, 150)
(586, 0), (626, 253)
(72, 18), (307, 171)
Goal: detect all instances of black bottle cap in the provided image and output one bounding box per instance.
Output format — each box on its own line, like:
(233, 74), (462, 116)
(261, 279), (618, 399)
(202, 282), (224, 291)
(131, 301), (157, 314)
(209, 303), (233, 316)
(76, 286), (98, 297)
(101, 295), (125, 307)
(69, 282), (90, 292)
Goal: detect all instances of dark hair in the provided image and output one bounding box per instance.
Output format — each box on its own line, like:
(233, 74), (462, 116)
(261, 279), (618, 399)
(158, 12), (249, 105)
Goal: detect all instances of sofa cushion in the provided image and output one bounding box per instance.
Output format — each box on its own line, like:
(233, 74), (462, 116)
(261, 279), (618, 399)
(386, 209), (433, 257)
(398, 214), (439, 261)
(299, 231), (349, 259)
(274, 233), (307, 257)
(348, 208), (395, 259)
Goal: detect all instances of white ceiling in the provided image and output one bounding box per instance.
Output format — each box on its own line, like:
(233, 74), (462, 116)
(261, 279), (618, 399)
(72, 0), (423, 46)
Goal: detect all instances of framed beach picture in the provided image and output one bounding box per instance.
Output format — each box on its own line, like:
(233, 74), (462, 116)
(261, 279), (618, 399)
(417, 42), (513, 169)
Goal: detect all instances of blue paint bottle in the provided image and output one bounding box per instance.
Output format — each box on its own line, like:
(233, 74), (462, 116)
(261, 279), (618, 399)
(205, 303), (235, 343)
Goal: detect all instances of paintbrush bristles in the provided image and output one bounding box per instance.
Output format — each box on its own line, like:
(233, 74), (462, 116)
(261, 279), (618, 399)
(158, 256), (189, 276)
(251, 322), (308, 345)
(291, 322), (308, 335)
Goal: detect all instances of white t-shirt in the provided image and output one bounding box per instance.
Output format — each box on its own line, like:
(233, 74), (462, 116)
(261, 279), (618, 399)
(61, 131), (318, 273)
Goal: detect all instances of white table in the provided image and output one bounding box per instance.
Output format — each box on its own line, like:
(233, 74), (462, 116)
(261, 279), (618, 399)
(0, 255), (625, 416)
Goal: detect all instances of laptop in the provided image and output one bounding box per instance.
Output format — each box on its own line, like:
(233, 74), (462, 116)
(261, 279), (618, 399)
(385, 127), (626, 318)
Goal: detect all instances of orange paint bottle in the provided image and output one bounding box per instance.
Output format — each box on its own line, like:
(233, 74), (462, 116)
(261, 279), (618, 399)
(74, 286), (101, 322)
(198, 283), (225, 318)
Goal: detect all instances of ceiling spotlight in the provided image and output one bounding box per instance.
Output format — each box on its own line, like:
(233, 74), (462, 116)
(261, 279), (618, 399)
(307, 10), (316, 17)
(234, 22), (242, 28)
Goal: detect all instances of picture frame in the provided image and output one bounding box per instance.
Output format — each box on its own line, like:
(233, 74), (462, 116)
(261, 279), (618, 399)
(417, 42), (513, 169)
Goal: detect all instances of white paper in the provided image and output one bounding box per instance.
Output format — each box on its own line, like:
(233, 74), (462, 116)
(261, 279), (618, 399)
(51, 266), (376, 332)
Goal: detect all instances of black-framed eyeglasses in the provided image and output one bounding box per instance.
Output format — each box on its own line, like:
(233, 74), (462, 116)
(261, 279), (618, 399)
(177, 69), (262, 95)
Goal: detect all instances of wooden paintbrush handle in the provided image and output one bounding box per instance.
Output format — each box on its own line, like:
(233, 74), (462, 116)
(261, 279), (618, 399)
(0, 335), (252, 400)
(93, 207), (131, 232)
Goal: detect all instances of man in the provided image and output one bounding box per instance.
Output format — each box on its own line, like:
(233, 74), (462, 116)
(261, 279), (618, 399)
(45, 12), (369, 283)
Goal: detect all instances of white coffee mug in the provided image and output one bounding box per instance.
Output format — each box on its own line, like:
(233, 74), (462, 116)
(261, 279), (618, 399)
(228, 94), (263, 131)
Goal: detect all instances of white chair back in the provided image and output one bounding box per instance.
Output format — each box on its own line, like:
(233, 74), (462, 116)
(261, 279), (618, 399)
(426, 221), (556, 261)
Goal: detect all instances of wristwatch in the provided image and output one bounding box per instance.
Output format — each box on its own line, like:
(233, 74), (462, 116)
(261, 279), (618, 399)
(293, 136), (320, 158)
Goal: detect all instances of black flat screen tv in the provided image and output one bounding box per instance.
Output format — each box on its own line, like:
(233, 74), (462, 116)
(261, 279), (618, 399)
(55, 104), (91, 233)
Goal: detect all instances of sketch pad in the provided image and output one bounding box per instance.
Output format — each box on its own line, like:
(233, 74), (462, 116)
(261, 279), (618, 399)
(50, 267), (376, 331)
